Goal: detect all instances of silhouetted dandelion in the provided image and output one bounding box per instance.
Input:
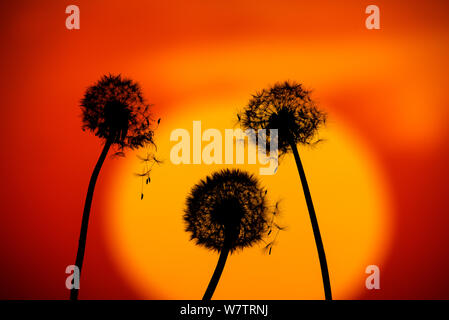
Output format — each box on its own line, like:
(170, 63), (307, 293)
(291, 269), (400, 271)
(184, 169), (270, 300)
(237, 81), (332, 300)
(71, 74), (155, 300)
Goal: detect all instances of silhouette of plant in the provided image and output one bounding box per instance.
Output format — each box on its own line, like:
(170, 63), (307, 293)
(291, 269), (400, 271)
(135, 152), (163, 200)
(184, 169), (270, 300)
(71, 74), (155, 300)
(264, 200), (286, 255)
(237, 81), (332, 300)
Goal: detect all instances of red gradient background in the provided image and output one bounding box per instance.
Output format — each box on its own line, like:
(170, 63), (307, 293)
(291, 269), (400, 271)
(0, 0), (449, 299)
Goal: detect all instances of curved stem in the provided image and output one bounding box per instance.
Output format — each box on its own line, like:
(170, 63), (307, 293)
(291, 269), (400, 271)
(202, 242), (231, 300)
(70, 139), (113, 301)
(290, 141), (332, 300)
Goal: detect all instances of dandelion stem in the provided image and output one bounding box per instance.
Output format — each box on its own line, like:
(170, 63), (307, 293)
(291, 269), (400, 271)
(71, 138), (113, 301)
(202, 241), (231, 300)
(290, 140), (332, 300)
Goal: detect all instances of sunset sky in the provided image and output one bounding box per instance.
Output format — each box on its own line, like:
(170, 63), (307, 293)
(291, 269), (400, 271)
(1, 0), (449, 299)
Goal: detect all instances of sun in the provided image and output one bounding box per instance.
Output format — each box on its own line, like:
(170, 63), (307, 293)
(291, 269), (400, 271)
(104, 97), (392, 299)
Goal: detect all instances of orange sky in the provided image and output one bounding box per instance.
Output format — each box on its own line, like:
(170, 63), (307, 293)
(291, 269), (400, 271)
(1, 0), (449, 299)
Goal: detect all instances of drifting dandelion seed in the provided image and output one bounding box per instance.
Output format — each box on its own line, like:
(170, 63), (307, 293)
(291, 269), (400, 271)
(136, 149), (161, 199)
(262, 200), (285, 256)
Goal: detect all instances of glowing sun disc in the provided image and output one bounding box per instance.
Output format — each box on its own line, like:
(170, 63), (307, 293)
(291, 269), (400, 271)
(105, 99), (392, 299)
